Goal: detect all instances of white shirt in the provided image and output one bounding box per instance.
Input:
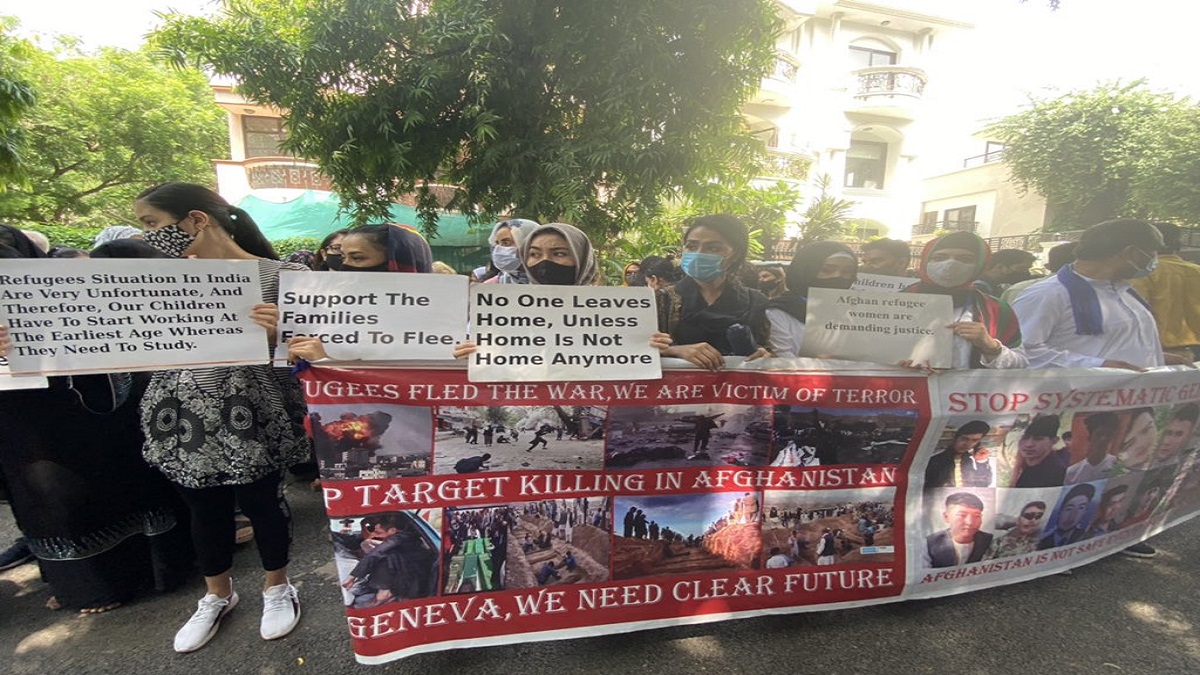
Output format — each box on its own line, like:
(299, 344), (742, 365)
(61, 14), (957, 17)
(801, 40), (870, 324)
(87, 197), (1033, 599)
(1064, 455), (1116, 484)
(766, 307), (804, 357)
(1011, 272), (1164, 369)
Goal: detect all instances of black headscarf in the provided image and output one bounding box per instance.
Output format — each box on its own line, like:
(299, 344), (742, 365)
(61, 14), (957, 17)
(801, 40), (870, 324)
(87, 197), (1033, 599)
(0, 224), (47, 259)
(769, 241), (858, 322)
(90, 239), (172, 259)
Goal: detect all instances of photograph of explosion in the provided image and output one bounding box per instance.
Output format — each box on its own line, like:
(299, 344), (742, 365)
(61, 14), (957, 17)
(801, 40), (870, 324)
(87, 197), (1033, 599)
(308, 404), (433, 480)
(769, 407), (918, 467)
(612, 492), (762, 580)
(330, 509), (442, 608)
(433, 405), (607, 474)
(760, 488), (897, 567)
(605, 404), (772, 470)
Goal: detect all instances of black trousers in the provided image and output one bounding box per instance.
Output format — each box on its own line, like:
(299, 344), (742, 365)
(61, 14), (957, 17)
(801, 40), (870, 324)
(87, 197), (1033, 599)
(176, 471), (292, 577)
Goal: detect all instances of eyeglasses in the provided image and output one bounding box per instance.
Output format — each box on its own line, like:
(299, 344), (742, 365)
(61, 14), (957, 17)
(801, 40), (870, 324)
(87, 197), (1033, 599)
(1020, 511), (1044, 520)
(324, 245), (342, 253)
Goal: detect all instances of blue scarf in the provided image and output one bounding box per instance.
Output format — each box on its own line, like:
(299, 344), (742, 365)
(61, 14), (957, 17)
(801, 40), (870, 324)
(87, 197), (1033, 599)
(1056, 264), (1150, 336)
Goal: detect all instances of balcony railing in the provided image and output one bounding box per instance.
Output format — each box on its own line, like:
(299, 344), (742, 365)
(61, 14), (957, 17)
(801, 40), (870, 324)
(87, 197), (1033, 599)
(854, 66), (927, 98)
(768, 51), (800, 83)
(762, 148), (812, 181)
(962, 149), (1005, 169)
(913, 220), (978, 236)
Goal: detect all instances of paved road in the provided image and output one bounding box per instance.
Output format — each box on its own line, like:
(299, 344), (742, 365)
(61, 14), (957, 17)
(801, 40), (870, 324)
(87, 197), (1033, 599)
(3, 478), (1198, 674)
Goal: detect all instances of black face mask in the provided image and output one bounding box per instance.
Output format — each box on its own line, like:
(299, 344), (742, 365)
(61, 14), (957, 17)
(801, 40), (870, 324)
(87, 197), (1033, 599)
(340, 261), (390, 273)
(759, 279), (780, 292)
(323, 253), (344, 270)
(528, 260), (577, 285)
(814, 276), (855, 291)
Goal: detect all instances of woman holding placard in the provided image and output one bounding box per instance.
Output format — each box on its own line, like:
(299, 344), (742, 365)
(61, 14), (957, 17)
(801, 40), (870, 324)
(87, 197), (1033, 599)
(655, 214), (771, 370)
(903, 231), (1026, 370)
(766, 241), (859, 358)
(0, 226), (194, 615)
(133, 182), (311, 653)
(286, 223), (434, 363)
(483, 218), (539, 284)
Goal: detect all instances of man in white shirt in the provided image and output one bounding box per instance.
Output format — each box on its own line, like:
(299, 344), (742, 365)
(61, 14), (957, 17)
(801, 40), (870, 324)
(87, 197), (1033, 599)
(1011, 218), (1183, 558)
(1011, 218), (1186, 370)
(1065, 412), (1120, 484)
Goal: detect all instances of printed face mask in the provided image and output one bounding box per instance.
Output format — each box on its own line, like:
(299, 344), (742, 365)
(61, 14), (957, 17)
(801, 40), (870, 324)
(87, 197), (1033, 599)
(528, 260), (577, 285)
(142, 223), (195, 258)
(925, 258), (976, 288)
(680, 252), (725, 282)
(491, 245), (522, 273)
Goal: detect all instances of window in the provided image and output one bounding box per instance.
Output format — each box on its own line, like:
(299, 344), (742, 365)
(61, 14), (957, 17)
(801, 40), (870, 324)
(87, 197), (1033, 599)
(921, 211), (938, 226)
(943, 206), (977, 230)
(849, 46), (897, 69)
(844, 140), (888, 189)
(243, 116), (290, 158)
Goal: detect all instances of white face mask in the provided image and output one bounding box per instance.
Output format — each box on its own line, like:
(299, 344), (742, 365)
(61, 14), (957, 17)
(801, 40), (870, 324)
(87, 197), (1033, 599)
(926, 259), (976, 288)
(491, 245), (522, 273)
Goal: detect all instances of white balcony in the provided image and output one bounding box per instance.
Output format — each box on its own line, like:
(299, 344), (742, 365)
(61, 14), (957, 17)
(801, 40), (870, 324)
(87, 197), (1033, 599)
(846, 66), (927, 120)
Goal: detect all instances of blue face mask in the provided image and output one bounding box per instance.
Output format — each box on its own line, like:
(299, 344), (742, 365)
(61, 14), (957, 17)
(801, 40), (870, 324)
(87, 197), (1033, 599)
(680, 252), (726, 282)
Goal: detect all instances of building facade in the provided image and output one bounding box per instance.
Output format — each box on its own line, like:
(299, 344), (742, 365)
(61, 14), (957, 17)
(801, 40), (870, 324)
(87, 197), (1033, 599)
(745, 0), (974, 241)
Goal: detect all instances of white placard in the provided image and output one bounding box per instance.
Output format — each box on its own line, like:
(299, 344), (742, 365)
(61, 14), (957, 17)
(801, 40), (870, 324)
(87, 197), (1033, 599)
(275, 271), (468, 361)
(468, 285), (661, 382)
(852, 272), (916, 292)
(0, 361), (48, 390)
(801, 288), (954, 367)
(0, 259), (266, 374)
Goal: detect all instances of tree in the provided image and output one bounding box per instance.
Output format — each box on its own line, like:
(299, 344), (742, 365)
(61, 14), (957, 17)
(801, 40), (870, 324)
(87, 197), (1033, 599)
(985, 81), (1198, 230)
(795, 174), (854, 243)
(0, 44), (227, 226)
(152, 0), (781, 239)
(0, 18), (37, 188)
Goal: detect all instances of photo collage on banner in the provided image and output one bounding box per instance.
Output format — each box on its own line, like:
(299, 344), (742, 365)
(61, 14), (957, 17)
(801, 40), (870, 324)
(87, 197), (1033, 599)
(915, 401), (1199, 579)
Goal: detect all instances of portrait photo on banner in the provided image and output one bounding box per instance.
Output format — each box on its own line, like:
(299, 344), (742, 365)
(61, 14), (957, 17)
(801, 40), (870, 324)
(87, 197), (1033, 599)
(769, 406), (918, 467)
(307, 403), (433, 481)
(605, 403), (772, 470)
(442, 499), (614, 594)
(613, 492), (762, 580)
(330, 510), (442, 609)
(759, 487), (897, 568)
(433, 405), (607, 474)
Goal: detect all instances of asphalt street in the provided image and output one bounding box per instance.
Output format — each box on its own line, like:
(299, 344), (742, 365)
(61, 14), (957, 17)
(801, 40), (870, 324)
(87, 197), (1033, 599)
(2, 476), (1197, 675)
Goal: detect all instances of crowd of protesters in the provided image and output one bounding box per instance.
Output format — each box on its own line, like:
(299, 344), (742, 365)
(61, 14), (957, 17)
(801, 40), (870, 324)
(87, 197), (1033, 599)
(2, 179), (1198, 654)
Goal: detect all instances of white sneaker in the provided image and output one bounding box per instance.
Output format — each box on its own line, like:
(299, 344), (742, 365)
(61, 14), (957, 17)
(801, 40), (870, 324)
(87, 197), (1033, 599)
(260, 582), (300, 640)
(174, 592), (239, 653)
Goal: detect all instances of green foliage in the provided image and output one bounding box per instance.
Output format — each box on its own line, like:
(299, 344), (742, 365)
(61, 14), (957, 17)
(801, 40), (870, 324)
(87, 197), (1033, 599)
(0, 17), (37, 187)
(153, 0), (781, 240)
(796, 174), (855, 243)
(986, 81), (1200, 230)
(0, 43), (228, 226)
(21, 223), (103, 250)
(272, 236), (321, 258)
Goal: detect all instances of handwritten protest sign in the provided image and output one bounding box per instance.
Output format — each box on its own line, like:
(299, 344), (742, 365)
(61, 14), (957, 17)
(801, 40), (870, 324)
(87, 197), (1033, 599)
(275, 272), (467, 362)
(852, 273), (915, 293)
(801, 288), (953, 367)
(468, 285), (660, 382)
(0, 259), (265, 374)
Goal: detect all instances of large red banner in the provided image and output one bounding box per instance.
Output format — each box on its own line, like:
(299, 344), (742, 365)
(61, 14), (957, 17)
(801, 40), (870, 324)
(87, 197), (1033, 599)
(300, 365), (1200, 663)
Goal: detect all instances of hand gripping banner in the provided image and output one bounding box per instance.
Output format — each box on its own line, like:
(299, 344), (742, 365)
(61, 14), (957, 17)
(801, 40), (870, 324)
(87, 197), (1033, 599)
(300, 364), (1200, 663)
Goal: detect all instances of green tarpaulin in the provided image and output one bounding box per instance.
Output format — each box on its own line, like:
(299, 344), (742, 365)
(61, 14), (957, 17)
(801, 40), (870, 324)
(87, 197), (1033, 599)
(236, 190), (490, 246)
(236, 190), (492, 272)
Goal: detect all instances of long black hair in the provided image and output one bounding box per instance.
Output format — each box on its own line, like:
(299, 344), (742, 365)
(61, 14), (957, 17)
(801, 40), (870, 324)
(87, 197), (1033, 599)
(136, 182), (279, 260)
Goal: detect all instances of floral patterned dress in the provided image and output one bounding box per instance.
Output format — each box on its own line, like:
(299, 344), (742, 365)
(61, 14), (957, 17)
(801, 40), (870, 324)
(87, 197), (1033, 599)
(141, 259), (311, 488)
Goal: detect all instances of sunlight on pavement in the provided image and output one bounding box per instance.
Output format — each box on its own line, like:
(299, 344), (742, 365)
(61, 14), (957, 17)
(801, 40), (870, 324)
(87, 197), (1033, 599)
(1124, 601), (1200, 659)
(15, 621), (92, 655)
